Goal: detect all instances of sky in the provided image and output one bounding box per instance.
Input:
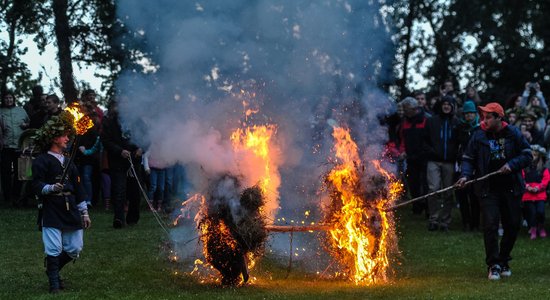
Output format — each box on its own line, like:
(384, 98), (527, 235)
(16, 35), (105, 99)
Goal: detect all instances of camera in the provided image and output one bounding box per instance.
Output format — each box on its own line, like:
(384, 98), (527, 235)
(529, 82), (537, 89)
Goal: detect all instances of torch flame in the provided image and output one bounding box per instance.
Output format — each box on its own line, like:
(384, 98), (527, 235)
(325, 127), (401, 285)
(64, 102), (94, 135)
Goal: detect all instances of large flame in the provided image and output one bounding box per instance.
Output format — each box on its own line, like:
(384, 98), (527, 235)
(230, 124), (280, 221)
(325, 127), (401, 285)
(64, 102), (94, 135)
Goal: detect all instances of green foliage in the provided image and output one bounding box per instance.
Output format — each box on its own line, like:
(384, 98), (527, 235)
(392, 0), (550, 100)
(1, 207), (550, 299)
(32, 110), (75, 151)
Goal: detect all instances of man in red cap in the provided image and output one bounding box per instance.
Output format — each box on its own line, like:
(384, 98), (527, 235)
(456, 102), (531, 281)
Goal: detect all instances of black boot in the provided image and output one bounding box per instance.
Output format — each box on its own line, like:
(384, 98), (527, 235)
(45, 255), (60, 293)
(58, 251), (73, 289)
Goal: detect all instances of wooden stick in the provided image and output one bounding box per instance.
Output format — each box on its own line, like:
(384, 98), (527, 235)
(265, 224), (331, 232)
(385, 170), (502, 211)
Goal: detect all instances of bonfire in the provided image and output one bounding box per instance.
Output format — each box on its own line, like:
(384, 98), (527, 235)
(196, 174), (267, 285)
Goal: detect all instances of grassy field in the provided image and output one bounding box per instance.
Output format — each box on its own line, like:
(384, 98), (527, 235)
(1, 206), (550, 299)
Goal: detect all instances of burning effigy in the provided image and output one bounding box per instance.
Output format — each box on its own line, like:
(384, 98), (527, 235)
(196, 174), (267, 285)
(321, 126), (402, 285)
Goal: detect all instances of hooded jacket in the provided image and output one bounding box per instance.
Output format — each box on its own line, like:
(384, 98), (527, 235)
(423, 98), (460, 162)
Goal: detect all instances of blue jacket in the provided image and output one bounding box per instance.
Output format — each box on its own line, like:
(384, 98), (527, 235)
(461, 122), (532, 197)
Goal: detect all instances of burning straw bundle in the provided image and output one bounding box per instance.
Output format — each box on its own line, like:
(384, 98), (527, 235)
(197, 174), (267, 285)
(322, 165), (396, 283)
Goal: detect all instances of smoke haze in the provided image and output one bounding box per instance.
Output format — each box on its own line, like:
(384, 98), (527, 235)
(116, 0), (395, 268)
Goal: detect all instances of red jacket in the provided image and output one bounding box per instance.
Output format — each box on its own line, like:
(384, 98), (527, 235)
(522, 168), (550, 201)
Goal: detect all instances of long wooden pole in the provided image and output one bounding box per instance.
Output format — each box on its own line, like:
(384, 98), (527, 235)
(384, 170), (502, 211)
(265, 224), (331, 232)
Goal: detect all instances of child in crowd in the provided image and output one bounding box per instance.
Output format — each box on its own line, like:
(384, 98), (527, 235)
(522, 144), (549, 239)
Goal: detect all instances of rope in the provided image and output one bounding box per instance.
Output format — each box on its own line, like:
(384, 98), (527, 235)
(127, 156), (171, 237)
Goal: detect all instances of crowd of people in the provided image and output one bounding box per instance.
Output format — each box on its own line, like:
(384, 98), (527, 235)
(0, 86), (185, 221)
(1, 80), (548, 289)
(386, 79), (548, 280)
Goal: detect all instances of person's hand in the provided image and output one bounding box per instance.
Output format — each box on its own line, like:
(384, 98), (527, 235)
(51, 183), (64, 192)
(455, 177), (468, 189)
(522, 131), (532, 142)
(82, 215), (91, 229)
(135, 148), (143, 157)
(121, 149), (131, 159)
(145, 168), (151, 175)
(525, 82), (531, 90)
(398, 152), (407, 160)
(499, 163), (512, 174)
(535, 82), (541, 92)
(79, 146), (86, 153)
(20, 122), (29, 129)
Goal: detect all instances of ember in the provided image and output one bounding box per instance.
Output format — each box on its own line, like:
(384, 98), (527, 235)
(323, 127), (401, 285)
(197, 175), (267, 286)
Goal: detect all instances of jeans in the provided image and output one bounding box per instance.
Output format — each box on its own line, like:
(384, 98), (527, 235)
(524, 200), (545, 228)
(79, 165), (94, 204)
(148, 168), (166, 207)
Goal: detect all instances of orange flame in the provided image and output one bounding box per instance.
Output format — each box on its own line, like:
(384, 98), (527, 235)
(230, 124), (280, 220)
(325, 127), (401, 285)
(64, 103), (94, 135)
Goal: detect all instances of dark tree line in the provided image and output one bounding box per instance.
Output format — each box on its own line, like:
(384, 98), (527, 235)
(1, 0), (549, 103)
(393, 0), (550, 101)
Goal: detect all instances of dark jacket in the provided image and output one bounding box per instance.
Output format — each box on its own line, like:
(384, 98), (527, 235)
(399, 111), (429, 162)
(32, 153), (84, 230)
(461, 122), (532, 197)
(101, 113), (139, 170)
(424, 113), (460, 163)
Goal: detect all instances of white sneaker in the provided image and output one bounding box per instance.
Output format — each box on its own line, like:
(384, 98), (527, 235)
(488, 265), (501, 280)
(500, 266), (511, 277)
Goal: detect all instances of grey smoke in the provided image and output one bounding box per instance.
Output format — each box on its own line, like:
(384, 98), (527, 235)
(116, 0), (395, 268)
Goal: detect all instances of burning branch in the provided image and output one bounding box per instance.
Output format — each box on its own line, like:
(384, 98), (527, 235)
(59, 102), (94, 184)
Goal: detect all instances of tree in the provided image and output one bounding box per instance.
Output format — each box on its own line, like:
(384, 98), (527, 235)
(0, 0), (43, 100)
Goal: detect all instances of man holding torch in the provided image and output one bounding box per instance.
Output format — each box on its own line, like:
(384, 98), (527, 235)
(455, 102), (531, 281)
(32, 112), (91, 293)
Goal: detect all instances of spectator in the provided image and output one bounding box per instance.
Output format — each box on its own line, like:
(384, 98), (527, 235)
(0, 92), (29, 204)
(414, 91), (433, 117)
(519, 111), (544, 145)
(424, 96), (460, 231)
(456, 102), (532, 281)
(398, 97), (429, 215)
(456, 101), (481, 231)
(23, 85), (44, 118)
(463, 85), (482, 105)
(101, 99), (143, 228)
(522, 144), (549, 240)
(520, 82), (547, 130)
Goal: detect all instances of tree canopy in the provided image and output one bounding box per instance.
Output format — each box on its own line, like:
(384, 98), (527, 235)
(1, 0), (549, 103)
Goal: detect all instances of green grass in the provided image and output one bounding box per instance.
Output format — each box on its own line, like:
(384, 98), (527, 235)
(2, 206), (550, 299)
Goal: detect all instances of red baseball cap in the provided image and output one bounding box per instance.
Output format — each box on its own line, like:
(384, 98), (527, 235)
(478, 102), (504, 117)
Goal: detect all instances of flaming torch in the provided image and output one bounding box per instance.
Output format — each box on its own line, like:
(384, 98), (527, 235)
(323, 126), (402, 285)
(59, 102), (94, 183)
